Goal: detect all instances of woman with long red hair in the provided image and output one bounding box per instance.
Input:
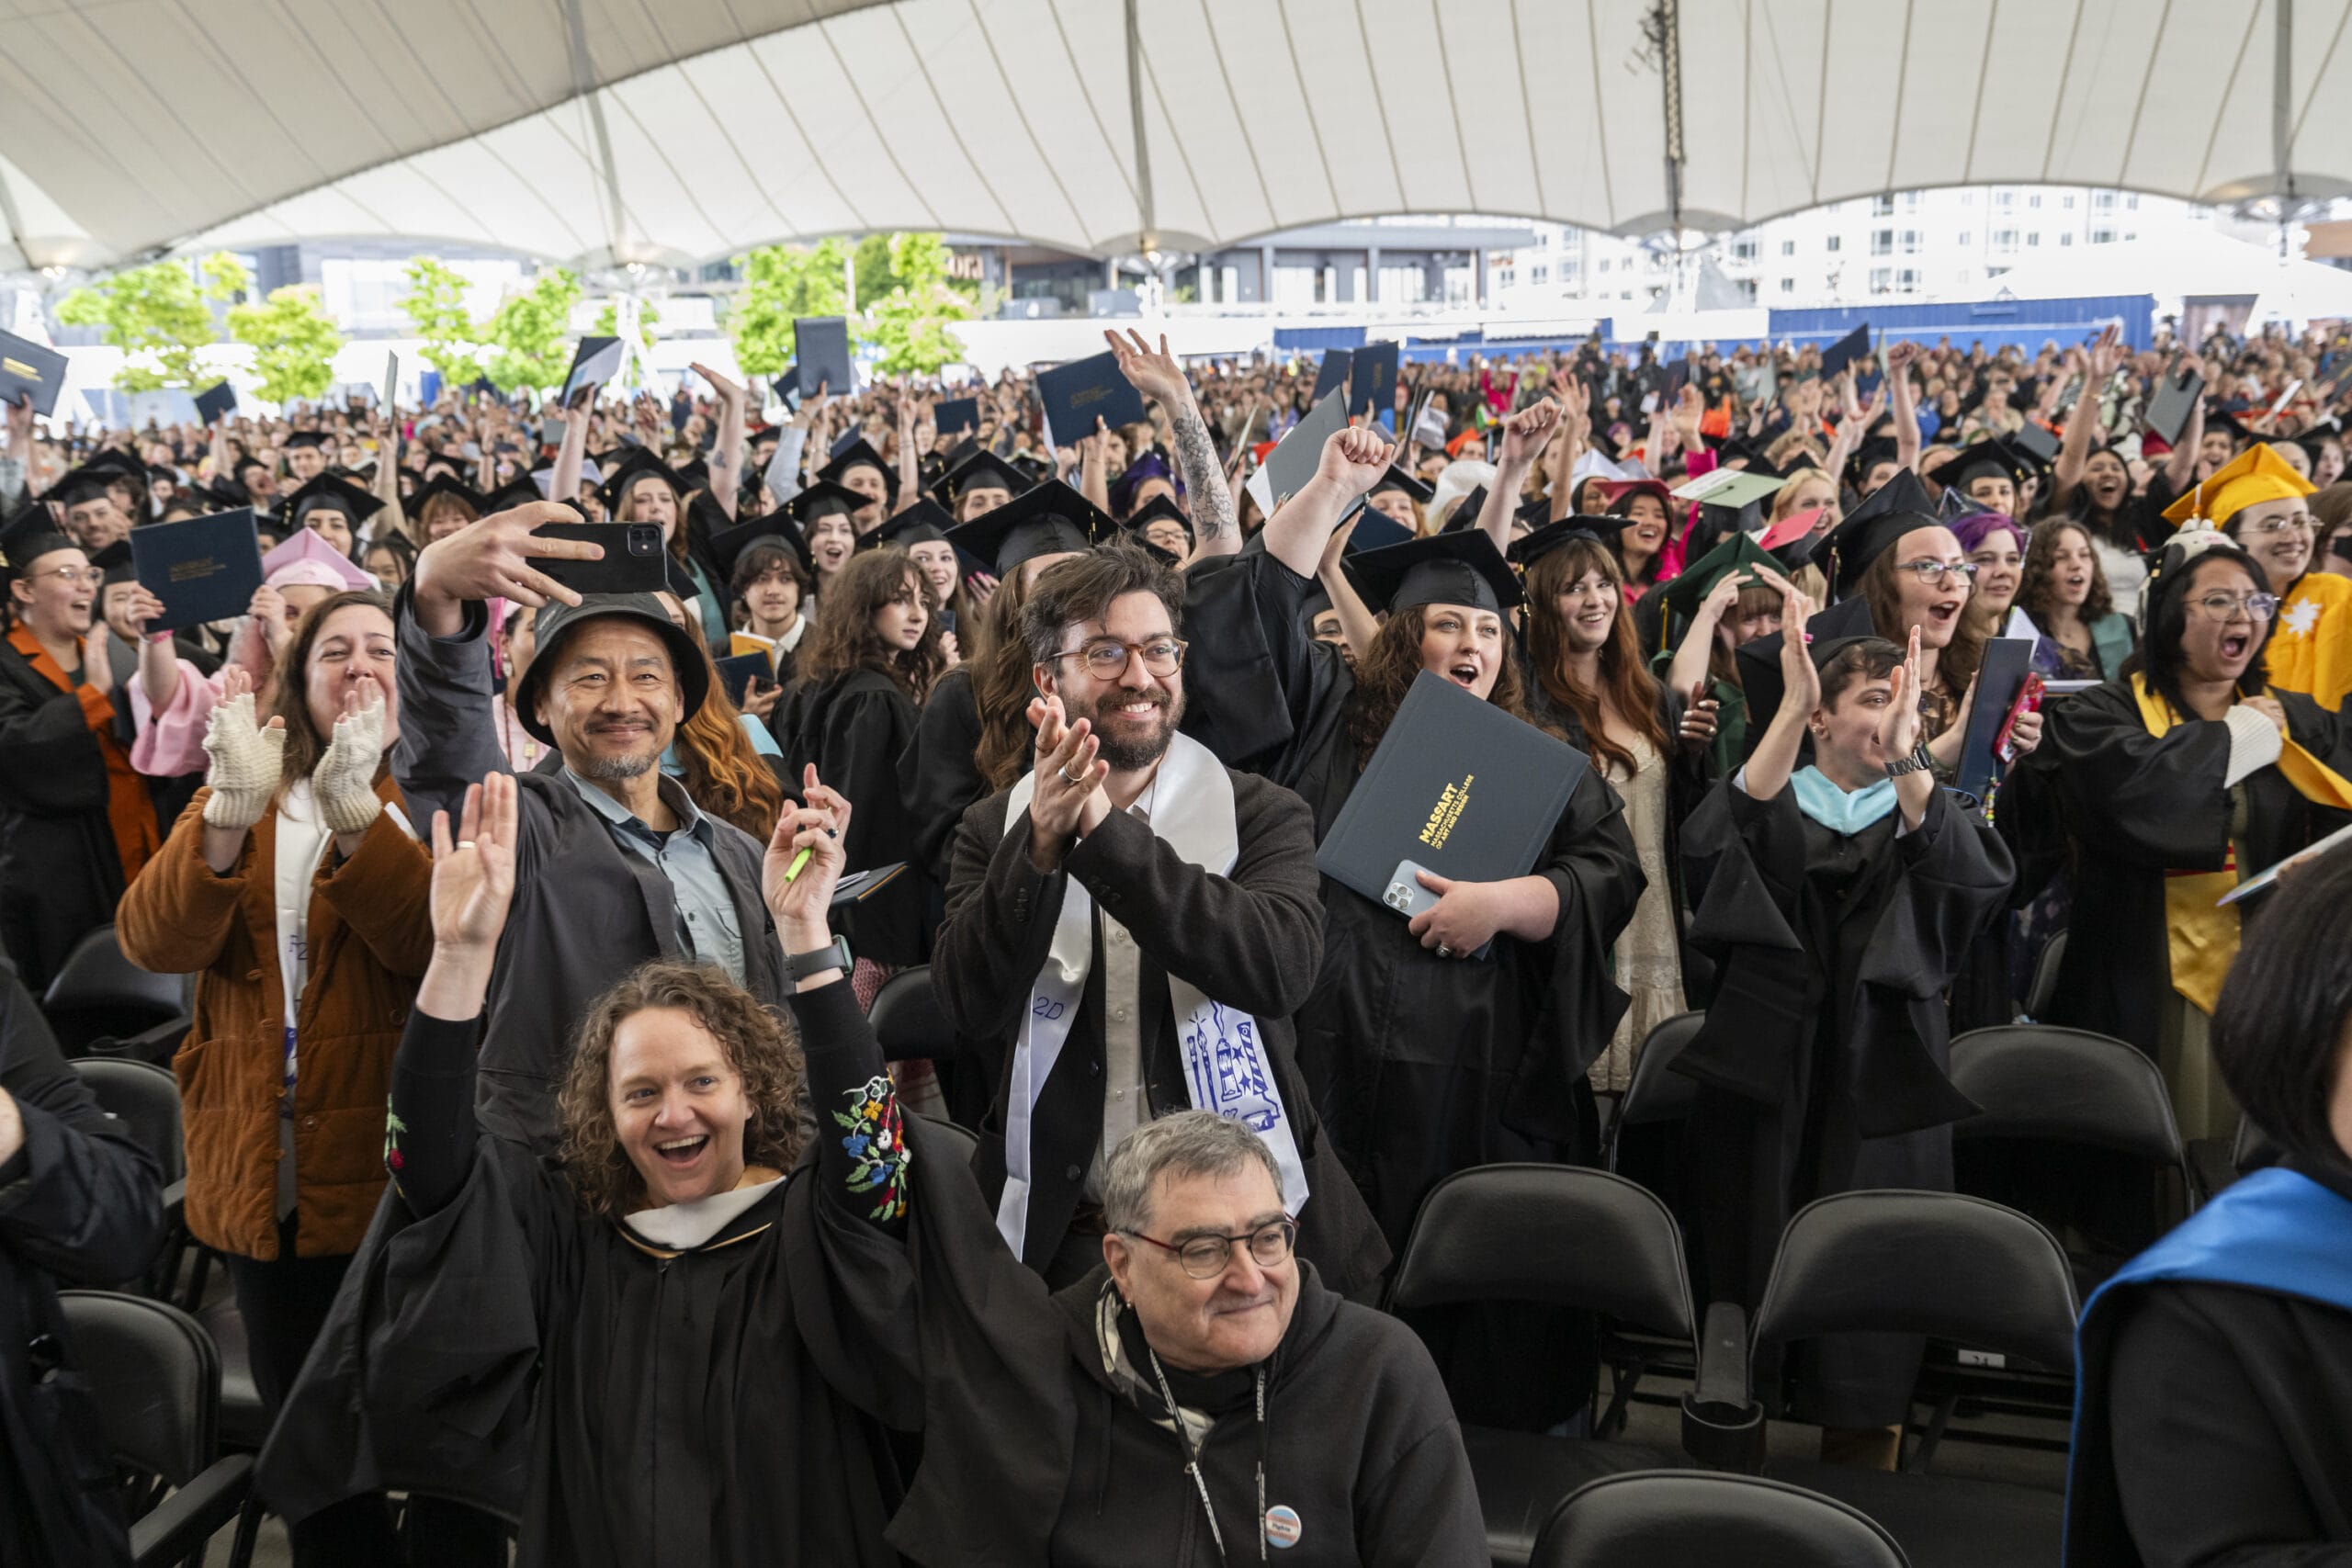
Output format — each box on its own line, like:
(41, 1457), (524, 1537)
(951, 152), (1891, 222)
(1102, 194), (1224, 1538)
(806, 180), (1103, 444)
(1513, 522), (1714, 1091)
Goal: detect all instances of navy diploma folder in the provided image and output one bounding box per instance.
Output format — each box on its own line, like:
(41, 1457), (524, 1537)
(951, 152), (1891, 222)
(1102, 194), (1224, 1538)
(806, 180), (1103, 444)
(1035, 351), (1148, 447)
(130, 508), (265, 633)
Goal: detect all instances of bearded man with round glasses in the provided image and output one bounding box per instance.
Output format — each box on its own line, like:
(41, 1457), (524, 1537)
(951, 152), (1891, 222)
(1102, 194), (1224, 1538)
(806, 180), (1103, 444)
(933, 539), (1387, 1295)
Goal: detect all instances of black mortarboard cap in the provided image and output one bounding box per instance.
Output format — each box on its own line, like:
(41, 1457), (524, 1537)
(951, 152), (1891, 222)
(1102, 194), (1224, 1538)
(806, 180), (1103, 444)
(860, 498), (956, 552)
(0, 503), (74, 579)
(932, 448), (1032, 507)
(785, 479), (866, 530)
(481, 475), (542, 514)
(1734, 592), (1878, 747)
(1366, 464), (1434, 504)
(597, 448), (688, 514)
(1821, 468), (1942, 596)
(1123, 492), (1193, 542)
(90, 539), (136, 587)
(819, 438), (899, 506)
(1346, 531), (1523, 615)
(709, 513), (812, 582)
(284, 431), (333, 451)
(1928, 437), (2034, 493)
(1845, 434), (1901, 486)
(43, 468), (117, 511)
(944, 481), (1113, 577)
(407, 474), (489, 522)
(1507, 515), (1635, 571)
(284, 470), (386, 525)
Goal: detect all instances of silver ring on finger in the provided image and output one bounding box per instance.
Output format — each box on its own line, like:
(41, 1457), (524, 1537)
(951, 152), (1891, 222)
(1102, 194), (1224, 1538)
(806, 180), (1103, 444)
(1436, 944), (1454, 960)
(1059, 765), (1086, 784)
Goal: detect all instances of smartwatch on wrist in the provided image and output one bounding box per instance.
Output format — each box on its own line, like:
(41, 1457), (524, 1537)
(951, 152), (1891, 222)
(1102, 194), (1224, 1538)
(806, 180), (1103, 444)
(784, 936), (853, 983)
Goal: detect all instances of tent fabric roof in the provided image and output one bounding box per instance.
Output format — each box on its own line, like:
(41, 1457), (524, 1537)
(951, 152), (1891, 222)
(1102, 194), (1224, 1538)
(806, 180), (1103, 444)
(6, 0), (2351, 272)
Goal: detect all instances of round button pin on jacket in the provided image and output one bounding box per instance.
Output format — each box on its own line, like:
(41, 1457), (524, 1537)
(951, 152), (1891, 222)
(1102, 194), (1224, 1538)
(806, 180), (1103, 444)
(1264, 1504), (1303, 1550)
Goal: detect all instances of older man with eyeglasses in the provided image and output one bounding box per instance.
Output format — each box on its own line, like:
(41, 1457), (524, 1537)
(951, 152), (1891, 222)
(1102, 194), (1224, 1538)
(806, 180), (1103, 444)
(933, 1111), (1484, 1566)
(933, 538), (1387, 1296)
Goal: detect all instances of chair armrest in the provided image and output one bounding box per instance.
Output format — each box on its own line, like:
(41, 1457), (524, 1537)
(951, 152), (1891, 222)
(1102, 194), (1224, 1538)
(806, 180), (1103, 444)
(1679, 1301), (1765, 1472)
(129, 1452), (253, 1566)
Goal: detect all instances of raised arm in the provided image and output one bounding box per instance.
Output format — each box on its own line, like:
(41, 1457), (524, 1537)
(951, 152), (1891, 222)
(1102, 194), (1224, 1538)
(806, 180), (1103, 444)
(1317, 517), (1381, 663)
(1261, 425), (1396, 579)
(2166, 357), (2207, 496)
(1107, 329), (1238, 550)
(1482, 398), (1561, 556)
(549, 405), (590, 513)
(694, 362), (749, 523)
(1741, 573), (1818, 803)
(1887, 342), (1923, 474)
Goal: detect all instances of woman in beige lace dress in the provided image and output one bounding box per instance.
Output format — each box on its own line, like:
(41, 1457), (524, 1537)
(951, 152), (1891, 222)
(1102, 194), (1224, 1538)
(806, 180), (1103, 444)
(1510, 522), (1715, 1091)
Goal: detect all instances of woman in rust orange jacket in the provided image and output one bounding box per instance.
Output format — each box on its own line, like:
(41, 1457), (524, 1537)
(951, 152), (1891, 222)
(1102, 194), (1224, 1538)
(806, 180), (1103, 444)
(117, 586), (431, 1564)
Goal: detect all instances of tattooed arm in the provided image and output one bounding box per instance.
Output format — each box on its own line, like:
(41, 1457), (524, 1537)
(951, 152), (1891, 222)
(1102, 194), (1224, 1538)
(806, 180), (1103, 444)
(1106, 329), (1238, 556)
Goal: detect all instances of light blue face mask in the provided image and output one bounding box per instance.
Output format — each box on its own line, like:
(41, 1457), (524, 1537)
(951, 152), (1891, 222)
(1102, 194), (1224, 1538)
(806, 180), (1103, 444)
(1788, 765), (1898, 835)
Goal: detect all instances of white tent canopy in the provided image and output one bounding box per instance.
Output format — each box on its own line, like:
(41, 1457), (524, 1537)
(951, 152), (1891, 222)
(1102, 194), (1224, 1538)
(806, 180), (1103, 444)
(5, 0), (2352, 273)
(1962, 228), (2352, 322)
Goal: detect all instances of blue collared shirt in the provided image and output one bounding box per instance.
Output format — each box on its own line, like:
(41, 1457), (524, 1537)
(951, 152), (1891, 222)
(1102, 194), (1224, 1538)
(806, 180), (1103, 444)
(561, 767), (748, 986)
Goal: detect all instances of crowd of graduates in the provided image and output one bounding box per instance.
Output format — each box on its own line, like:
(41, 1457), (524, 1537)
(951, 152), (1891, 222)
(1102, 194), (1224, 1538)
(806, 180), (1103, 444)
(6, 314), (2352, 1565)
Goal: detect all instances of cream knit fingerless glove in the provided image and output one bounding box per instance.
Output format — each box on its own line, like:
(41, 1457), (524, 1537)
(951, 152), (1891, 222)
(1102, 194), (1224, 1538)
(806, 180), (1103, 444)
(199, 693), (285, 829)
(312, 691), (388, 834)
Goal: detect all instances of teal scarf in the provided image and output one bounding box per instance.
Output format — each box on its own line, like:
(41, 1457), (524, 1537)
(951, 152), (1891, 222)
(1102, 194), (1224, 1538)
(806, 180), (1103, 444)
(1788, 765), (1897, 835)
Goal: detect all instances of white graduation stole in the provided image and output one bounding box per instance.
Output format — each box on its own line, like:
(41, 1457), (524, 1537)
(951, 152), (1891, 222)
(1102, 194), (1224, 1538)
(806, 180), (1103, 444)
(995, 731), (1309, 1256)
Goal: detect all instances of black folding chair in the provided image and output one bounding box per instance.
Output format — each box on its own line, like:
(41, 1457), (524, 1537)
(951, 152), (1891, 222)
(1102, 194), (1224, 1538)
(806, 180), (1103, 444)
(1732, 1190), (2079, 1568)
(2020, 929), (2067, 1021)
(1948, 1023), (2192, 1288)
(69, 1057), (186, 1299)
(57, 1290), (259, 1568)
(1599, 1010), (1704, 1172)
(1388, 1164), (1696, 1565)
(41, 926), (191, 1057)
(1531, 1470), (1911, 1568)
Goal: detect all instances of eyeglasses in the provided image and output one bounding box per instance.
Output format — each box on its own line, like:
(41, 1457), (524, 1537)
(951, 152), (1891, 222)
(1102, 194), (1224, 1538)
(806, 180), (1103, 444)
(2240, 513), (2313, 536)
(2189, 592), (2279, 623)
(1125, 1218), (1297, 1280)
(1052, 637), (1188, 679)
(28, 565), (102, 589)
(1894, 559), (1980, 585)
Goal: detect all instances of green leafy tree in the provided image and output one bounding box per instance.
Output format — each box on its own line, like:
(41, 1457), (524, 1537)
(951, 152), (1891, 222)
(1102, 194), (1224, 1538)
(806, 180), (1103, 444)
(863, 232), (973, 378)
(726, 239), (850, 379)
(225, 285), (345, 406)
(397, 257), (485, 386)
(481, 267), (584, 393)
(854, 233), (897, 310)
(594, 297), (661, 349)
(54, 252), (249, 391)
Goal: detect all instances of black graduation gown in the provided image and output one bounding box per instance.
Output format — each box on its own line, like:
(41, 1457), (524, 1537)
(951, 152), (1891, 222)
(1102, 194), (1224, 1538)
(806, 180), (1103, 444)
(775, 668), (931, 965)
(899, 665), (989, 889)
(2068, 1159), (2352, 1567)
(0, 965), (165, 1568)
(2004, 681), (2352, 1059)
(1676, 780), (2013, 1427)
(255, 983), (1073, 1567)
(0, 637), (126, 994)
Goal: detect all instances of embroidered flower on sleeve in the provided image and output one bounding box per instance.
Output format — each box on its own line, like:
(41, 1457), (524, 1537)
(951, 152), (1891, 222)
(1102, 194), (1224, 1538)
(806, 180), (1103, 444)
(831, 1073), (911, 1223)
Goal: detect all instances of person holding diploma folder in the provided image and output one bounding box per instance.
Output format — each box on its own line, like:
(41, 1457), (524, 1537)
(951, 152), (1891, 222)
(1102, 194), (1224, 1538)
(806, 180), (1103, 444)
(1676, 588), (2013, 1469)
(1244, 423), (1644, 1432)
(2008, 528), (2352, 1141)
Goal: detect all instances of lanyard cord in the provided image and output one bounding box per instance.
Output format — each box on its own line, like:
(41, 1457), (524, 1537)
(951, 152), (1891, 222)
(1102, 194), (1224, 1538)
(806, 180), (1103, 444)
(1147, 1348), (1269, 1564)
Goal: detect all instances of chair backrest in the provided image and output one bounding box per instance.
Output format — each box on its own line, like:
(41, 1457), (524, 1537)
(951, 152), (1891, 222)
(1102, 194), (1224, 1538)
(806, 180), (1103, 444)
(1948, 1025), (2184, 1170)
(71, 1056), (186, 1185)
(41, 925), (189, 1022)
(2233, 1115), (2282, 1178)
(2023, 930), (2068, 1020)
(868, 965), (952, 1063)
(1532, 1470), (1911, 1568)
(1388, 1164), (1694, 1342)
(55, 1290), (220, 1485)
(1751, 1190), (2080, 1373)
(1616, 1010), (1706, 1132)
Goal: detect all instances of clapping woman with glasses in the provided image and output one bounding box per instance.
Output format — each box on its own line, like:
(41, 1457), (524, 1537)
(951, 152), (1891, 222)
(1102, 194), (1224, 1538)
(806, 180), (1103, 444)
(2009, 529), (2352, 1141)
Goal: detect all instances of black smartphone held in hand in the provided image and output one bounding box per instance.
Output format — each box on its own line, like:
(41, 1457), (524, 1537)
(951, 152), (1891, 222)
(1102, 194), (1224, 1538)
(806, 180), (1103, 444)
(534, 523), (666, 595)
